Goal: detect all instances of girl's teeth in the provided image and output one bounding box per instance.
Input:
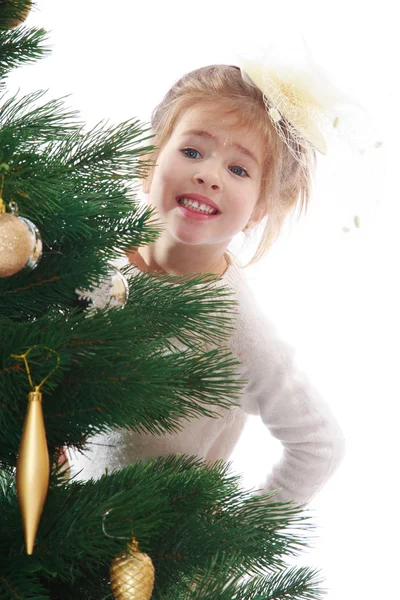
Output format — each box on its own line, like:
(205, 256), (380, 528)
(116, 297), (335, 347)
(179, 198), (217, 215)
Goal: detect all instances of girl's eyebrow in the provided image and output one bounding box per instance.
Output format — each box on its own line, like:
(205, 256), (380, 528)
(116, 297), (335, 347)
(182, 129), (259, 167)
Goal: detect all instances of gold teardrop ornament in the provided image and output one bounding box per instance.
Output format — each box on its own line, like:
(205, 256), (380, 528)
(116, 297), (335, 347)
(16, 388), (50, 555)
(110, 539), (155, 600)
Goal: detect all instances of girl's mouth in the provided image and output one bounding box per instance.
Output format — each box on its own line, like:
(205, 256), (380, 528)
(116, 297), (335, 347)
(176, 197), (220, 221)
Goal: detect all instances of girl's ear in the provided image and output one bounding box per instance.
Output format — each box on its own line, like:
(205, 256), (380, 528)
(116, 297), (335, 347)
(141, 176), (151, 194)
(242, 220), (253, 233)
(244, 205), (267, 232)
(141, 162), (155, 194)
(139, 149), (155, 194)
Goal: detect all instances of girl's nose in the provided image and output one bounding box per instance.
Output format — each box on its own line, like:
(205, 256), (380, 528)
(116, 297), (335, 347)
(192, 167), (222, 191)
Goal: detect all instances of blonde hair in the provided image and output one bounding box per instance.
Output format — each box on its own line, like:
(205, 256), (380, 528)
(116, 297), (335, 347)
(142, 64), (317, 267)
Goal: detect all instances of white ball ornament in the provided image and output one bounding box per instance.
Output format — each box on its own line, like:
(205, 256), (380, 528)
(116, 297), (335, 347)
(77, 265), (129, 310)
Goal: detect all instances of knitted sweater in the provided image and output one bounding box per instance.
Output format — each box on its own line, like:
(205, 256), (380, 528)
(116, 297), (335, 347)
(68, 254), (345, 505)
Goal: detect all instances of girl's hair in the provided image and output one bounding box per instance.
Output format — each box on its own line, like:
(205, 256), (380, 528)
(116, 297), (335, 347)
(142, 64), (317, 267)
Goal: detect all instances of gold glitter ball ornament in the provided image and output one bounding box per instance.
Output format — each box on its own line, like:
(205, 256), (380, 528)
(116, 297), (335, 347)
(110, 540), (155, 600)
(1, 0), (32, 29)
(0, 213), (42, 277)
(0, 212), (33, 277)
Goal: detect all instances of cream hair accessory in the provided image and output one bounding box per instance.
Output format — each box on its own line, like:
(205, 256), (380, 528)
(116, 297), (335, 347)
(237, 39), (383, 167)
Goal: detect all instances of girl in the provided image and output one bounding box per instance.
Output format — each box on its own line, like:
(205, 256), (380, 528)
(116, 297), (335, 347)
(69, 62), (346, 505)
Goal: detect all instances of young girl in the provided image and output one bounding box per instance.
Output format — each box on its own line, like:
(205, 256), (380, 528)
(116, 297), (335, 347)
(69, 61), (346, 505)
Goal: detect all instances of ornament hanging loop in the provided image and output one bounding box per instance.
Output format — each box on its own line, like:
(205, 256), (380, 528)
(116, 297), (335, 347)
(8, 199), (19, 214)
(11, 345), (60, 392)
(102, 509), (138, 546)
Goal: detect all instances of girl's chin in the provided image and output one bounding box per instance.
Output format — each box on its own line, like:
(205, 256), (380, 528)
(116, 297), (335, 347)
(172, 232), (209, 246)
(166, 214), (235, 246)
(171, 230), (232, 250)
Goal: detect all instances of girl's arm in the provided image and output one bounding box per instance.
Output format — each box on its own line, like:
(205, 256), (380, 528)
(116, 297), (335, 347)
(232, 284), (346, 505)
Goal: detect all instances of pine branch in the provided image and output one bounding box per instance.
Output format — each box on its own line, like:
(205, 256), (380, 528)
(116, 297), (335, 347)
(121, 268), (239, 348)
(161, 557), (325, 600)
(0, 570), (49, 600)
(0, 293), (245, 462)
(0, 26), (49, 84)
(242, 567), (326, 600)
(0, 91), (82, 146)
(51, 118), (155, 180)
(0, 458), (318, 600)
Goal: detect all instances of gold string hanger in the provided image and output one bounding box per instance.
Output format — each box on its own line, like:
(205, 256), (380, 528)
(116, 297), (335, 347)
(11, 345), (60, 393)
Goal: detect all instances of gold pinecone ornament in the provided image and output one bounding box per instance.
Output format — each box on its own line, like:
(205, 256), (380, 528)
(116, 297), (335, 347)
(110, 539), (155, 600)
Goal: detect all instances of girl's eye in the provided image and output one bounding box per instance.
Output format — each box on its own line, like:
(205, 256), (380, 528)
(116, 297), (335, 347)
(181, 148), (201, 159)
(181, 148), (249, 178)
(230, 165), (249, 178)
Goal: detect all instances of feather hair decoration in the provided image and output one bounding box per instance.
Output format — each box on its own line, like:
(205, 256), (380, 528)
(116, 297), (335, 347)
(237, 38), (383, 167)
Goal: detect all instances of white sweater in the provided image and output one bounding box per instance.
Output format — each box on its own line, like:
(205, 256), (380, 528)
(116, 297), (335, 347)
(69, 254), (345, 505)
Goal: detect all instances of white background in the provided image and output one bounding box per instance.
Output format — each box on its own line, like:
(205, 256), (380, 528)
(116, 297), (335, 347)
(9, 1), (399, 597)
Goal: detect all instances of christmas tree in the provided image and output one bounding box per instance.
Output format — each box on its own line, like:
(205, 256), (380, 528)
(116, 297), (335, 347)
(1, 3), (324, 598)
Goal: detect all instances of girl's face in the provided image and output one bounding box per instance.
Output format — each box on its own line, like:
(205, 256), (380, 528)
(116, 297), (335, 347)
(144, 102), (264, 249)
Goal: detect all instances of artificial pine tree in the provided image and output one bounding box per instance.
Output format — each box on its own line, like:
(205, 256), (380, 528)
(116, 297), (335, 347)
(0, 2), (325, 598)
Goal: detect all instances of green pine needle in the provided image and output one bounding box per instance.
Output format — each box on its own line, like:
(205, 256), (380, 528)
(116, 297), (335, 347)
(0, 25), (49, 86)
